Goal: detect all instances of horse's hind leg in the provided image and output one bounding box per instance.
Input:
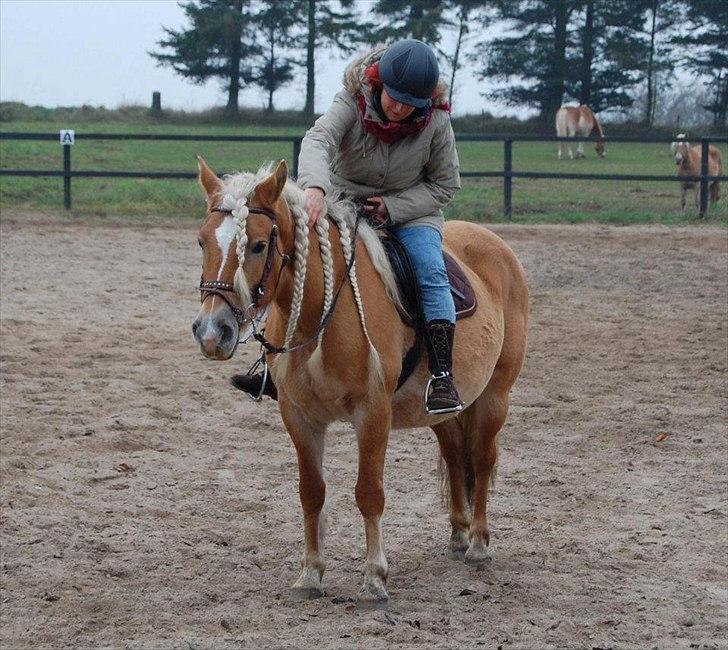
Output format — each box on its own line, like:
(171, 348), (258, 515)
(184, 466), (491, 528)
(463, 375), (512, 564)
(431, 419), (471, 556)
(279, 401), (327, 599)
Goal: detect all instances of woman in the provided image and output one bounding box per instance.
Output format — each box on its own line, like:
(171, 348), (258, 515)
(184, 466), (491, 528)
(235, 39), (462, 414)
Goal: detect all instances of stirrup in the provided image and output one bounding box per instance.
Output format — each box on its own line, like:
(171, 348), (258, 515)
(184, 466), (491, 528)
(245, 355), (268, 403)
(424, 372), (464, 416)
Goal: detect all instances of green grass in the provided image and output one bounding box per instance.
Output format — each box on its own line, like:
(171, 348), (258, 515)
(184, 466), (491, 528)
(1, 120), (726, 225)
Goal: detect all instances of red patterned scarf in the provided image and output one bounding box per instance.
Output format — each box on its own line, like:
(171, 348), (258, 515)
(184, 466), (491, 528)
(357, 63), (450, 144)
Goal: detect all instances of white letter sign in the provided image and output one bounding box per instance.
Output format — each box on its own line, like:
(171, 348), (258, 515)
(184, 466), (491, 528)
(60, 129), (75, 145)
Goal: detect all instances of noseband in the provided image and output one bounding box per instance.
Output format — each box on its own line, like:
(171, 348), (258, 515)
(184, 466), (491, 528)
(198, 205), (289, 325)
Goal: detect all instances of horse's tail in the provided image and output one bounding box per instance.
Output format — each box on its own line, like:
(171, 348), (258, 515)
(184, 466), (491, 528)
(555, 107), (568, 137)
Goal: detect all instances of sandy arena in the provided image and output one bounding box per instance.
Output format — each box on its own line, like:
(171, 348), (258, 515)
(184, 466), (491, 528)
(1, 211), (726, 649)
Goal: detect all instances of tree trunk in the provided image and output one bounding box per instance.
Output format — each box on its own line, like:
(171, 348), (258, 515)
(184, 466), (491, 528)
(716, 71), (728, 128)
(267, 27), (275, 112)
(541, 0), (569, 131)
(449, 7), (469, 107)
(304, 0), (316, 118)
(644, 0), (659, 127)
(580, 0), (594, 106)
(226, 0), (244, 118)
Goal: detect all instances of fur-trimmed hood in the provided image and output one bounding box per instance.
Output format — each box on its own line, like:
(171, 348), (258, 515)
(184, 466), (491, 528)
(342, 45), (449, 108)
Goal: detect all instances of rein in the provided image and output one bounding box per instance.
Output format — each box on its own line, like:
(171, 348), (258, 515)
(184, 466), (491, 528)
(199, 203), (361, 357)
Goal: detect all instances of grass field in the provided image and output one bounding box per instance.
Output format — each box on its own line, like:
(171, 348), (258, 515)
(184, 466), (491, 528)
(1, 120), (726, 224)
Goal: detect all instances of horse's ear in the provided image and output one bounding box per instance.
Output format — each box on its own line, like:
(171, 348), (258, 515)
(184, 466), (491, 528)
(257, 160), (289, 203)
(197, 156), (222, 199)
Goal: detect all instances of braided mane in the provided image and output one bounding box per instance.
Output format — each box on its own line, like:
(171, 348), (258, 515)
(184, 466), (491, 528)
(219, 165), (402, 383)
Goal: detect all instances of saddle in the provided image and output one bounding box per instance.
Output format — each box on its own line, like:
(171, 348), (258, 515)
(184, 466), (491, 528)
(379, 231), (477, 390)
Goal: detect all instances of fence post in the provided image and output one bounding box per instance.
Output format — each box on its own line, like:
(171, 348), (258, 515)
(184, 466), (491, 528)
(503, 138), (513, 220)
(63, 144), (72, 210)
(292, 138), (302, 179)
(699, 139), (709, 218)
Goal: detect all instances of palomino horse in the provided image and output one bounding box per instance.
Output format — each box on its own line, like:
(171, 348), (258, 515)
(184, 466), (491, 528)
(670, 134), (723, 214)
(555, 105), (605, 159)
(191, 158), (529, 602)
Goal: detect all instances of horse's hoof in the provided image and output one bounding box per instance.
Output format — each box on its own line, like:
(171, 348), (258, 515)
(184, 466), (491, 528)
(290, 586), (324, 600)
(356, 578), (389, 605)
(449, 530), (469, 559)
(464, 543), (491, 566)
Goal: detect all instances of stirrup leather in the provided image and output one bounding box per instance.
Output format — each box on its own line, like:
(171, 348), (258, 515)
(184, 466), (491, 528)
(424, 371), (464, 415)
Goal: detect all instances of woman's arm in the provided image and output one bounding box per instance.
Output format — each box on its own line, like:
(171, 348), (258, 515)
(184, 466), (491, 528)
(298, 91), (358, 197)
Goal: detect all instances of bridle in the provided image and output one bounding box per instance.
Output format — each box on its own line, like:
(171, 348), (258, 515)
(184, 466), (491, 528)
(198, 201), (361, 357)
(198, 204), (289, 326)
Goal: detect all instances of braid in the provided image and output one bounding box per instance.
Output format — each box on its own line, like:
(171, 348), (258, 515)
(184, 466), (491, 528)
(329, 213), (378, 358)
(284, 207), (310, 347)
(230, 196), (251, 307)
(315, 217), (334, 336)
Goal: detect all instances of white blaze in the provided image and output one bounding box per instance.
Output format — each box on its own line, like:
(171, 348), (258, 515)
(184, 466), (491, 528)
(215, 215), (237, 280)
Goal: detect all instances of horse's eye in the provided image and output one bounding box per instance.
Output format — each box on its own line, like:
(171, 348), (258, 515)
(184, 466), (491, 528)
(251, 241), (267, 255)
(198, 239), (203, 248)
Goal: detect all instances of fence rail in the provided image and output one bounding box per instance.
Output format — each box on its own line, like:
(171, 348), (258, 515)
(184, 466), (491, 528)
(1, 131), (726, 217)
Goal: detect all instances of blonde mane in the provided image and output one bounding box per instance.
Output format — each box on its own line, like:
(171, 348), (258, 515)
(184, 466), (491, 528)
(218, 165), (402, 382)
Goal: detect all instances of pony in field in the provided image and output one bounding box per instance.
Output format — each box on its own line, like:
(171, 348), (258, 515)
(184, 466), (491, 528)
(555, 105), (605, 159)
(670, 134), (723, 214)
(191, 158), (529, 603)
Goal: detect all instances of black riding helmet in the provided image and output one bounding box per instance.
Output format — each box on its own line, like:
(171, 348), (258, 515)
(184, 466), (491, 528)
(379, 39), (439, 109)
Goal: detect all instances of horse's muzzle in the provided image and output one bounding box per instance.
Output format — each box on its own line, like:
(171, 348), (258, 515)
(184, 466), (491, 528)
(191, 307), (239, 360)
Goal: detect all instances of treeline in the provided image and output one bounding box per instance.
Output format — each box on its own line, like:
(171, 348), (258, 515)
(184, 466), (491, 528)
(150, 0), (727, 128)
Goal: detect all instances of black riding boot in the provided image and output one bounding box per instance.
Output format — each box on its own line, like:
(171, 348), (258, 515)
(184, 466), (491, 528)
(425, 320), (463, 415)
(230, 372), (278, 401)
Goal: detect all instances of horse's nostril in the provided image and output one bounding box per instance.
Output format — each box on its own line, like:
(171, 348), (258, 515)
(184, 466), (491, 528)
(192, 320), (200, 336)
(219, 323), (233, 344)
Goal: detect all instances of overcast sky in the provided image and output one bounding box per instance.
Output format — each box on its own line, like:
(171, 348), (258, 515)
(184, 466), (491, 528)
(0, 0), (510, 117)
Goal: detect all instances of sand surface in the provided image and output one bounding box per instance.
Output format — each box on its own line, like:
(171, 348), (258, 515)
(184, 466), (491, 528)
(1, 212), (726, 649)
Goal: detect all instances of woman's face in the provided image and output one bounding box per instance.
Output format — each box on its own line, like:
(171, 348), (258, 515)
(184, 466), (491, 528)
(380, 89), (416, 122)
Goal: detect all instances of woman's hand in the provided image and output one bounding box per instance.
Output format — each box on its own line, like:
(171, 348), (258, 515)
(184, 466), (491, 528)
(365, 196), (389, 225)
(304, 187), (326, 227)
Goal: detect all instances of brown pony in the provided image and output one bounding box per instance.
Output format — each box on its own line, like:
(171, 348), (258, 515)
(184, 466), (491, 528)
(555, 105), (605, 159)
(191, 158), (529, 603)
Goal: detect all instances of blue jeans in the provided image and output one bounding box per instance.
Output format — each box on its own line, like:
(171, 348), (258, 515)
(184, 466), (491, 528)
(394, 225), (455, 324)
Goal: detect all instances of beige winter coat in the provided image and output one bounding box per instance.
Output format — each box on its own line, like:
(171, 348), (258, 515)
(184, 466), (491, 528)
(297, 47), (461, 232)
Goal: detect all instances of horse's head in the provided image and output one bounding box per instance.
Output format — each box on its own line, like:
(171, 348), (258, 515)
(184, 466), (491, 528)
(191, 157), (290, 360)
(595, 140), (605, 157)
(671, 134), (690, 165)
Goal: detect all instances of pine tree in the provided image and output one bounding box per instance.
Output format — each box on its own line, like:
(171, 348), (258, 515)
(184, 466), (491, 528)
(149, 0), (258, 118)
(443, 1), (495, 108)
(473, 0), (579, 129)
(371, 0), (449, 45)
(674, 0), (728, 127)
(302, 0), (368, 118)
(639, 0), (683, 127)
(568, 0), (648, 115)
(251, 0), (303, 111)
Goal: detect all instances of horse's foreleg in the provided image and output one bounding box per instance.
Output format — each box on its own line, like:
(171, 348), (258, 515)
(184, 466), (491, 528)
(354, 404), (391, 603)
(280, 401), (327, 599)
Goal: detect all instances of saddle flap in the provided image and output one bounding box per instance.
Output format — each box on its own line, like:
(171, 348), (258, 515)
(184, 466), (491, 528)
(381, 234), (477, 324)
